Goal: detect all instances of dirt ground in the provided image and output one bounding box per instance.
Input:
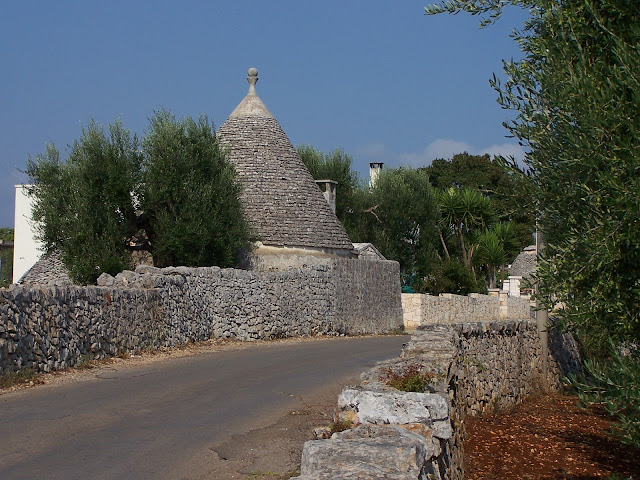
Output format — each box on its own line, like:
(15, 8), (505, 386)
(464, 393), (640, 480)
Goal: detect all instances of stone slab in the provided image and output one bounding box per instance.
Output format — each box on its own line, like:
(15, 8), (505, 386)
(337, 388), (451, 439)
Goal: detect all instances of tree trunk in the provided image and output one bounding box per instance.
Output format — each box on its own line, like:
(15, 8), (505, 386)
(439, 231), (450, 259)
(459, 230), (470, 267)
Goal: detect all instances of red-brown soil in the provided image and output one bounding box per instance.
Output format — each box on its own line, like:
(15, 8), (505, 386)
(464, 394), (640, 479)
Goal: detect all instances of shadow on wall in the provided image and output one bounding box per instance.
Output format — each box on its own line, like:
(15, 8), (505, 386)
(547, 317), (582, 379)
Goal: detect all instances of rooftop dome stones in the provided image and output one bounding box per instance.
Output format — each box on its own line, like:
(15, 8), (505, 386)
(217, 68), (354, 270)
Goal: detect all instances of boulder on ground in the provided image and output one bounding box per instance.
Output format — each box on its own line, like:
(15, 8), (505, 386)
(294, 425), (435, 480)
(400, 326), (457, 360)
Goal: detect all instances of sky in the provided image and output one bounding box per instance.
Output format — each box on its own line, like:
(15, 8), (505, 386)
(0, 1), (531, 228)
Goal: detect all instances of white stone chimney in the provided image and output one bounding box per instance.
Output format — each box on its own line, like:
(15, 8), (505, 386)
(369, 162), (383, 188)
(315, 180), (338, 214)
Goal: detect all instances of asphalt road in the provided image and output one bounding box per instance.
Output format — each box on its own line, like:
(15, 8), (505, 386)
(0, 335), (406, 480)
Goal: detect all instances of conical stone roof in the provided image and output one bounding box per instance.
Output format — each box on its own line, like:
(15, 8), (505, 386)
(218, 68), (353, 252)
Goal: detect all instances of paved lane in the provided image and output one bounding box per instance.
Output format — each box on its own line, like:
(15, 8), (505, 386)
(0, 336), (406, 479)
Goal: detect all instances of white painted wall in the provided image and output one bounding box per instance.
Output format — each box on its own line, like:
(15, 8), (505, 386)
(13, 185), (43, 283)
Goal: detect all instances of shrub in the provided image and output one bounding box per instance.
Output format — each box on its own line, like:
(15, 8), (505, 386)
(380, 363), (436, 393)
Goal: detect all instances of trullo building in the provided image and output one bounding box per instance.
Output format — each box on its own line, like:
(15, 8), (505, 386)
(13, 69), (392, 284)
(217, 68), (354, 270)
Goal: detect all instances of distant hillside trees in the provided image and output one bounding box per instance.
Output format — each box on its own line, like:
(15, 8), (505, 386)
(27, 113), (252, 284)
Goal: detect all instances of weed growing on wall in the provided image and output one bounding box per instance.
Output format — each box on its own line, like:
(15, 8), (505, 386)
(380, 363), (436, 393)
(328, 419), (353, 434)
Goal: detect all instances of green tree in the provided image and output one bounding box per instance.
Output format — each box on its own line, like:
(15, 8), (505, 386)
(424, 152), (534, 249)
(437, 187), (495, 267)
(27, 113), (252, 284)
(142, 111), (252, 268)
(27, 122), (143, 284)
(476, 223), (519, 288)
(359, 167), (440, 291)
(0, 228), (13, 286)
(296, 145), (360, 232)
(436, 187), (519, 291)
(426, 0), (640, 444)
(419, 257), (485, 295)
(0, 228), (14, 241)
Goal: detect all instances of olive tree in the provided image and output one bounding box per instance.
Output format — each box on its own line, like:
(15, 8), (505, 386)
(426, 0), (640, 444)
(27, 121), (143, 284)
(142, 111), (253, 268)
(27, 113), (252, 284)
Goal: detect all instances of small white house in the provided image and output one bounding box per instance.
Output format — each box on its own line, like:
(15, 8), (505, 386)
(12, 185), (43, 283)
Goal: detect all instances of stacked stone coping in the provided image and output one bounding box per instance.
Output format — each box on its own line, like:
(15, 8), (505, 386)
(1, 259), (403, 375)
(401, 292), (531, 329)
(295, 319), (580, 480)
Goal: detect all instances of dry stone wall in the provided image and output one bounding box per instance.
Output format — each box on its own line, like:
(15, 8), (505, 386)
(402, 292), (531, 329)
(295, 319), (581, 480)
(331, 258), (403, 334)
(0, 259), (403, 375)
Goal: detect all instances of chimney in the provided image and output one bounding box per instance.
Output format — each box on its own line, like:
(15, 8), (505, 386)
(369, 162), (383, 188)
(316, 179), (338, 214)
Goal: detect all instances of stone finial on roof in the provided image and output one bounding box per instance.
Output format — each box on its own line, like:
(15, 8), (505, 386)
(229, 67), (274, 119)
(247, 67), (258, 93)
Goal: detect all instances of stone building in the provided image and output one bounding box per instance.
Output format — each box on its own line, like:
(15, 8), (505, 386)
(504, 244), (537, 296)
(218, 68), (355, 271)
(13, 68), (360, 282)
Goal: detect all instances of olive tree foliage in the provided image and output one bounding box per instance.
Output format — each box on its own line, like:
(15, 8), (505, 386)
(355, 167), (441, 289)
(27, 114), (252, 284)
(27, 122), (143, 284)
(297, 146), (440, 288)
(296, 145), (360, 231)
(426, 0), (640, 444)
(142, 111), (252, 268)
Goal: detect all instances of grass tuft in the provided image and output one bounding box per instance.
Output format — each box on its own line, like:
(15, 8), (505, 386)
(380, 363), (436, 393)
(0, 367), (43, 390)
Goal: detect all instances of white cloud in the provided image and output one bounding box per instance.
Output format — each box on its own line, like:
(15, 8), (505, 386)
(398, 139), (473, 167)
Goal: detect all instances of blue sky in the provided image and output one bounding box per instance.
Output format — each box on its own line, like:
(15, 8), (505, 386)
(0, 1), (530, 228)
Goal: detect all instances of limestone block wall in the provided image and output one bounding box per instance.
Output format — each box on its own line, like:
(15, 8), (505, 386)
(330, 257), (403, 334)
(296, 319), (581, 480)
(402, 292), (531, 329)
(0, 285), (164, 373)
(0, 259), (403, 375)
(453, 321), (549, 417)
